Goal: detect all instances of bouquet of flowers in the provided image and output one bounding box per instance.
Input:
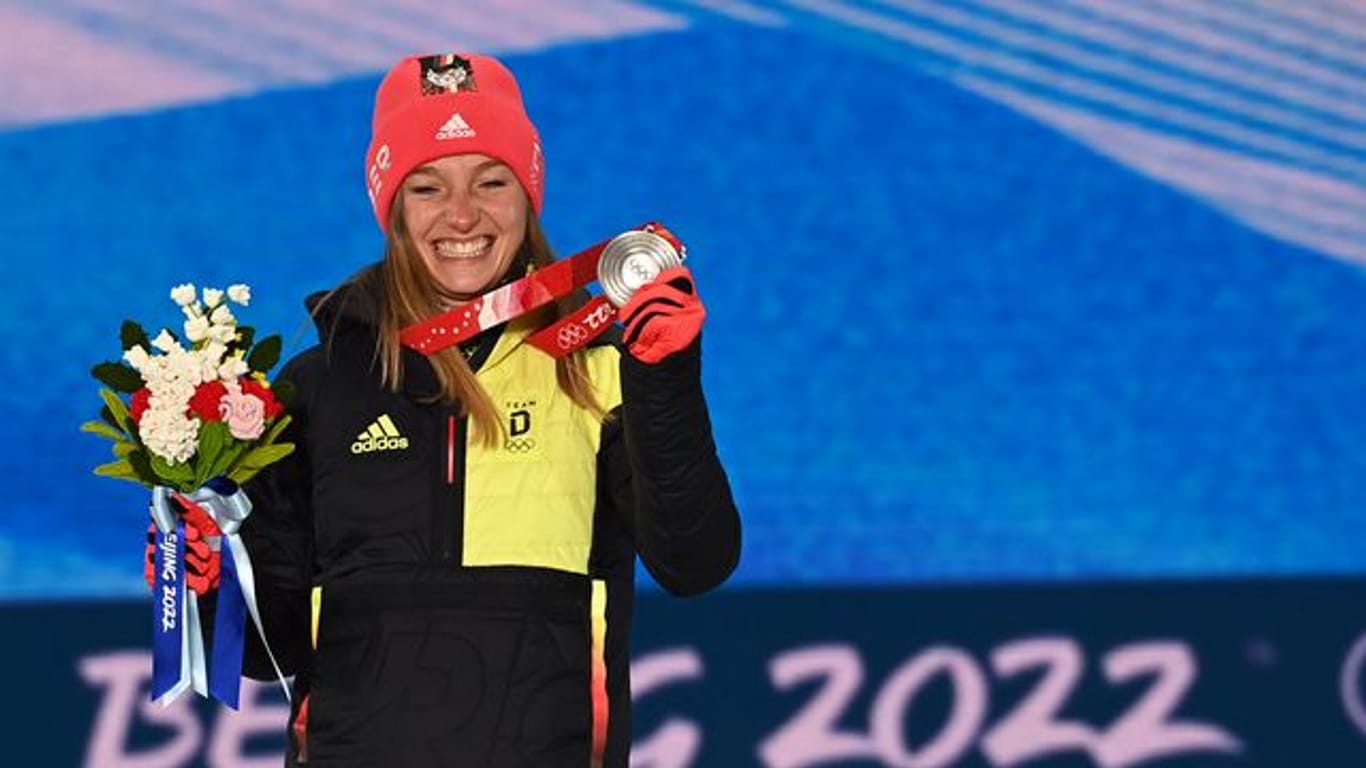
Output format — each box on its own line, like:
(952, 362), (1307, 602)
(83, 283), (291, 708)
(85, 282), (293, 490)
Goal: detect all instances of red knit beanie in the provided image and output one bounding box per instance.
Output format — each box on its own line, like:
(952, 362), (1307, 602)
(364, 53), (544, 231)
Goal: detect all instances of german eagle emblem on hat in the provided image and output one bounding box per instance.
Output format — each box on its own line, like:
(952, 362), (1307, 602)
(419, 54), (477, 95)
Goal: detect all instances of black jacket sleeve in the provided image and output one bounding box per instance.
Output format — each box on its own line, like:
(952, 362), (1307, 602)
(237, 358), (315, 680)
(610, 337), (741, 596)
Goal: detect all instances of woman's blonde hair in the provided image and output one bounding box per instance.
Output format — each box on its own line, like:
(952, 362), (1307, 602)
(348, 194), (607, 446)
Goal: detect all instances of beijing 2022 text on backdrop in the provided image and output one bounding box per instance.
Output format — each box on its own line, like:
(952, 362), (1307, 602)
(3, 2), (1365, 766)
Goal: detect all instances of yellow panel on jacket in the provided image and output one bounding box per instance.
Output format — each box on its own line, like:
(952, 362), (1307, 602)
(464, 322), (623, 574)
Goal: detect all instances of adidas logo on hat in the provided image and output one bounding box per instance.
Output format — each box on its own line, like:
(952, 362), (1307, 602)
(435, 112), (475, 140)
(351, 414), (410, 454)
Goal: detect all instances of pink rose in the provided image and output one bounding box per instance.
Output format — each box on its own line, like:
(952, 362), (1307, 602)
(219, 390), (266, 440)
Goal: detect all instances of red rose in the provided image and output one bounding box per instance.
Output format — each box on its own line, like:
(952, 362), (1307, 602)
(130, 388), (152, 424)
(240, 377), (283, 420)
(187, 381), (228, 422)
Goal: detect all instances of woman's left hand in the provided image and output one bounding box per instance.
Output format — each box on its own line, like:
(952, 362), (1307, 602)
(620, 266), (706, 364)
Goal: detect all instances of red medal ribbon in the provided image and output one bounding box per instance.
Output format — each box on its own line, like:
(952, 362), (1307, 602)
(399, 222), (680, 358)
(398, 239), (608, 355)
(526, 295), (618, 357)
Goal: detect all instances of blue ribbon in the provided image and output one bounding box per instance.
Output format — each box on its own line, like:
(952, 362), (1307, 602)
(210, 533), (246, 708)
(147, 480), (290, 709)
(150, 519), (187, 703)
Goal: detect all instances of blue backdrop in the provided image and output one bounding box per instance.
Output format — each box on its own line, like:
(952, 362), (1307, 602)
(3, 2), (1366, 764)
(3, 0), (1364, 597)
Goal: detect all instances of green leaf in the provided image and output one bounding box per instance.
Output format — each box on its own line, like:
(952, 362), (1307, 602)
(205, 440), (248, 482)
(99, 388), (134, 434)
(194, 421), (229, 485)
(94, 458), (134, 476)
(100, 405), (120, 430)
(92, 362), (144, 394)
(127, 449), (157, 486)
(227, 442), (295, 485)
(94, 459), (148, 486)
(271, 380), (296, 408)
(113, 441), (137, 459)
(199, 420), (228, 456)
(120, 320), (151, 352)
(151, 454), (195, 490)
(81, 420), (127, 442)
(236, 442), (295, 470)
(246, 335), (282, 374)
(261, 413), (293, 446)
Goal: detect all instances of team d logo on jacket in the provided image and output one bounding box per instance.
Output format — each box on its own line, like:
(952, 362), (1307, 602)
(351, 414), (410, 454)
(505, 398), (536, 454)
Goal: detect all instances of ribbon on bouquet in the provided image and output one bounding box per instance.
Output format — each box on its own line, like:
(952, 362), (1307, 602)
(398, 222), (686, 359)
(148, 479), (290, 709)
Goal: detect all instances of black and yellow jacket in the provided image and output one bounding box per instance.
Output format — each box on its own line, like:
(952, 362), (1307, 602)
(237, 278), (741, 767)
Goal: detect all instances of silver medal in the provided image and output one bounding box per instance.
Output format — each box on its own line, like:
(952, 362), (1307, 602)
(597, 230), (685, 308)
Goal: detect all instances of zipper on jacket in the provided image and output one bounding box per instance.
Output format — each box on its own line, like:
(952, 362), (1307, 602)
(439, 411), (467, 564)
(446, 413), (456, 485)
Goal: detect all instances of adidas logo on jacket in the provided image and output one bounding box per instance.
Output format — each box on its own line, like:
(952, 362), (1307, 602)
(350, 414), (409, 453)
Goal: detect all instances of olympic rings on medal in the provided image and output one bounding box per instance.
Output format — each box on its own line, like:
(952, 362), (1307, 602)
(598, 229), (683, 308)
(627, 255), (656, 283)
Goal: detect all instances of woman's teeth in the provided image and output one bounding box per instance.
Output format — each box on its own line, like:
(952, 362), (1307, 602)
(435, 237), (492, 259)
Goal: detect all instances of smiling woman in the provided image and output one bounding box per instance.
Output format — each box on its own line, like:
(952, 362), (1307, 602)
(148, 52), (742, 768)
(367, 157), (563, 445)
(399, 156), (529, 301)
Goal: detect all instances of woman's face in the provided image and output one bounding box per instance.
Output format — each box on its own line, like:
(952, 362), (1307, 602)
(397, 153), (529, 302)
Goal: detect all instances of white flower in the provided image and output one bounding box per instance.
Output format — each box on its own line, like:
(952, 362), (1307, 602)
(123, 345), (151, 372)
(198, 342), (227, 381)
(170, 284), (196, 307)
(202, 340), (227, 365)
(151, 330), (180, 353)
(208, 324), (236, 344)
(138, 279), (263, 468)
(138, 344), (205, 467)
(218, 355), (248, 379)
(184, 315), (210, 343)
(139, 408), (200, 465)
(167, 348), (203, 387)
(218, 357), (249, 381)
